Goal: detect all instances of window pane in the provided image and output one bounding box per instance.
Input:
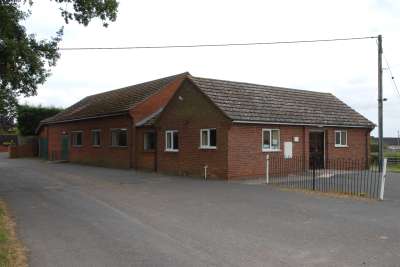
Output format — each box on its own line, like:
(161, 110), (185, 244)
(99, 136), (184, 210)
(74, 133), (82, 146)
(263, 130), (271, 149)
(201, 130), (208, 147)
(210, 129), (216, 147)
(341, 131), (347, 146)
(111, 131), (118, 146)
(173, 132), (179, 150)
(118, 130), (127, 146)
(144, 132), (155, 150)
(166, 132), (172, 149)
(92, 131), (100, 146)
(335, 131), (341, 145)
(271, 130), (279, 149)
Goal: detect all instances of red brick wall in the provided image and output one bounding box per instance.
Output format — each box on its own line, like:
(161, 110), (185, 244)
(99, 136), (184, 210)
(227, 124), (305, 179)
(135, 127), (156, 171)
(44, 115), (134, 168)
(0, 145), (8, 152)
(325, 127), (370, 160)
(156, 80), (231, 179)
(39, 126), (48, 138)
(9, 143), (37, 158)
(227, 125), (371, 179)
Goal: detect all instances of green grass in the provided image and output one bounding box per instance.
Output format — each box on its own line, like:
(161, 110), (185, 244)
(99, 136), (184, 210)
(388, 164), (400, 173)
(0, 201), (26, 267)
(0, 206), (11, 266)
(370, 151), (400, 158)
(384, 151), (400, 158)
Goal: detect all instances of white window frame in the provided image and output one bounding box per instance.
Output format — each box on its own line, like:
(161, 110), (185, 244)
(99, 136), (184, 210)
(71, 131), (83, 147)
(110, 128), (128, 147)
(91, 129), (101, 147)
(335, 130), (348, 147)
(199, 128), (217, 149)
(262, 129), (280, 152)
(165, 130), (179, 152)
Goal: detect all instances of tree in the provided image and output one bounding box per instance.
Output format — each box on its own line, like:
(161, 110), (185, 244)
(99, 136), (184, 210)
(0, 0), (118, 120)
(16, 104), (63, 136)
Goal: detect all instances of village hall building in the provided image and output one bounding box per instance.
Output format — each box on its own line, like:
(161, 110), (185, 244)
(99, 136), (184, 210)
(37, 72), (374, 179)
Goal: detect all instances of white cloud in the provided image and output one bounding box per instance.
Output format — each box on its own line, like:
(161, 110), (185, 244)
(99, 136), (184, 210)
(20, 0), (400, 136)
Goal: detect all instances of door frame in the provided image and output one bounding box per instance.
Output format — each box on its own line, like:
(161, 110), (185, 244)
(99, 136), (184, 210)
(309, 129), (325, 168)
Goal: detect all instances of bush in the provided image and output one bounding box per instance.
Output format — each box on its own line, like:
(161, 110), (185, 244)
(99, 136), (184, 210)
(17, 105), (63, 136)
(370, 143), (379, 153)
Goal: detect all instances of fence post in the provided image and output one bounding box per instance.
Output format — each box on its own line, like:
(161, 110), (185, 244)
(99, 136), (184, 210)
(379, 158), (388, 200)
(265, 154), (270, 184)
(312, 158), (316, 191)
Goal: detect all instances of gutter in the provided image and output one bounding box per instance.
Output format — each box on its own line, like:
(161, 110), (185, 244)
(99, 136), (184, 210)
(135, 108), (163, 127)
(35, 111), (129, 134)
(232, 120), (375, 129)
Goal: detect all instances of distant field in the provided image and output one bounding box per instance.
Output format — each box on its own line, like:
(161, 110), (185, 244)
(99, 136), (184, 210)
(370, 151), (400, 158)
(370, 151), (400, 172)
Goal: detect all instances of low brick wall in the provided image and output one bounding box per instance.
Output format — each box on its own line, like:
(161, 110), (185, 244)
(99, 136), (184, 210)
(0, 145), (8, 153)
(8, 143), (38, 158)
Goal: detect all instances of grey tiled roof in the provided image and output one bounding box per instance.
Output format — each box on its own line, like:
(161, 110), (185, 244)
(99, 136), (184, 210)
(189, 76), (374, 128)
(41, 72), (374, 129)
(42, 73), (188, 124)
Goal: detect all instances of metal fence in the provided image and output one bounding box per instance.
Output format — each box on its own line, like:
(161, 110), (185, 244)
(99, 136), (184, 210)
(387, 157), (400, 173)
(267, 156), (386, 199)
(387, 157), (400, 164)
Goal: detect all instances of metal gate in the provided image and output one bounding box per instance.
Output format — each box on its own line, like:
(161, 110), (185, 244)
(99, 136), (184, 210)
(39, 138), (48, 160)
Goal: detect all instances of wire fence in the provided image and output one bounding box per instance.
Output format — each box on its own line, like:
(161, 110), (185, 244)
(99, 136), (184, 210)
(267, 156), (385, 199)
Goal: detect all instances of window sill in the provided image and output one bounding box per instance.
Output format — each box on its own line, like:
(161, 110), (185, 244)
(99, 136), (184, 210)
(165, 149), (179, 153)
(72, 145), (83, 148)
(199, 146), (217, 150)
(110, 146), (128, 148)
(262, 149), (281, 152)
(92, 145), (101, 148)
(143, 149), (155, 153)
(335, 145), (348, 148)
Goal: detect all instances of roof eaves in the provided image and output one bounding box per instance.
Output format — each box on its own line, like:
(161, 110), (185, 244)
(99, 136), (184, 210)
(135, 108), (163, 127)
(232, 120), (375, 129)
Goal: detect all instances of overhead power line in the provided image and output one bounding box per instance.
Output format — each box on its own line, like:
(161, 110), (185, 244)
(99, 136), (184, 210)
(59, 36), (377, 51)
(383, 54), (400, 99)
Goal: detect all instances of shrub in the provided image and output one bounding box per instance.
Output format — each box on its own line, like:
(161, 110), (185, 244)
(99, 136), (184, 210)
(17, 105), (63, 136)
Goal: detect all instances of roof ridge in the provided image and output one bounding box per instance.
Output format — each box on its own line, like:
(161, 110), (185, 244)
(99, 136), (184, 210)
(87, 72), (190, 99)
(190, 75), (331, 95)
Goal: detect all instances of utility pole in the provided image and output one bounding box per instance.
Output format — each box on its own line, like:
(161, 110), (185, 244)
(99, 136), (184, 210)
(378, 35), (384, 171)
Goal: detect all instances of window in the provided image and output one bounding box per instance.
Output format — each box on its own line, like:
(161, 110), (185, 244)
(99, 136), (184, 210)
(111, 128), (128, 147)
(92, 129), (101, 147)
(144, 131), (156, 151)
(72, 131), (83, 147)
(200, 128), (217, 149)
(335, 130), (347, 147)
(262, 129), (280, 151)
(165, 130), (179, 152)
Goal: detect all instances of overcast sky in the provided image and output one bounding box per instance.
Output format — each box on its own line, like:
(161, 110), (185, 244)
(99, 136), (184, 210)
(21, 0), (400, 137)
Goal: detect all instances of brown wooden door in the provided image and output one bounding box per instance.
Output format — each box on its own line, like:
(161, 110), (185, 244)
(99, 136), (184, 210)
(309, 132), (324, 169)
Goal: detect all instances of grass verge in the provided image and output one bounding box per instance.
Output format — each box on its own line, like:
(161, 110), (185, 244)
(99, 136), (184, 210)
(388, 165), (400, 173)
(0, 200), (27, 267)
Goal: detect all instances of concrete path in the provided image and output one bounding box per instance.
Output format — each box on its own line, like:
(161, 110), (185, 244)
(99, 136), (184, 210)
(0, 153), (399, 266)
